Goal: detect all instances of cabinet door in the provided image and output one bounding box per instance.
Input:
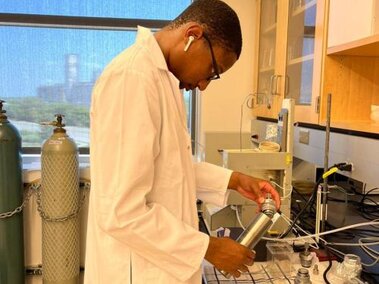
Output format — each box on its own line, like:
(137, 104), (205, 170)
(284, 0), (326, 123)
(253, 0), (326, 123)
(328, 0), (376, 48)
(254, 0), (287, 118)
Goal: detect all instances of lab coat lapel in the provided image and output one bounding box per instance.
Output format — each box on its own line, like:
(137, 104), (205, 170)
(168, 74), (189, 133)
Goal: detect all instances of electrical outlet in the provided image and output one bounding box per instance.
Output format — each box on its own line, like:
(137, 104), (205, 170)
(347, 178), (364, 194)
(299, 130), (310, 145)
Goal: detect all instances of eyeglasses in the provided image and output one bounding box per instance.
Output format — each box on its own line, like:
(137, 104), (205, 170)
(203, 34), (221, 81)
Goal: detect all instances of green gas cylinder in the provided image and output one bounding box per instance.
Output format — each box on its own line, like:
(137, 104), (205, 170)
(0, 100), (25, 283)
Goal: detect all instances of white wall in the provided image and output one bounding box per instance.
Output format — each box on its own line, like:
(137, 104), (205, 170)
(293, 126), (379, 192)
(200, 0), (257, 138)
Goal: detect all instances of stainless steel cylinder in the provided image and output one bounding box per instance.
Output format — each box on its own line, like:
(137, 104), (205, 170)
(220, 195), (277, 278)
(236, 213), (273, 249)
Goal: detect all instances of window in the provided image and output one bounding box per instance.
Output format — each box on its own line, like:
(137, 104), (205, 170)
(0, 0), (197, 154)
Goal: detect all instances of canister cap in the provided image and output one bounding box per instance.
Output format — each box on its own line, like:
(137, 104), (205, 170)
(261, 194), (276, 217)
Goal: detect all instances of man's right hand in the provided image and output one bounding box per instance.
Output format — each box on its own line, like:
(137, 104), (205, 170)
(204, 236), (255, 278)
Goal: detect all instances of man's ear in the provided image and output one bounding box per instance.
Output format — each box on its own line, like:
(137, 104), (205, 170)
(184, 23), (204, 40)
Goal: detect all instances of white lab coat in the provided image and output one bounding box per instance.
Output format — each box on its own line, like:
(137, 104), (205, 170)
(84, 26), (233, 284)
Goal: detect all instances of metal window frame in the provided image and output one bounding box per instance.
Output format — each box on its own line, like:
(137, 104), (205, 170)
(0, 13), (169, 30)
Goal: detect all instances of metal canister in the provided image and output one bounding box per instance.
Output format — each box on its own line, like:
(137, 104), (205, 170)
(235, 195), (276, 249)
(220, 194), (277, 278)
(0, 100), (25, 284)
(41, 114), (80, 284)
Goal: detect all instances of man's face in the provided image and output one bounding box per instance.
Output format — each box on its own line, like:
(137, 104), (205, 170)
(176, 36), (238, 91)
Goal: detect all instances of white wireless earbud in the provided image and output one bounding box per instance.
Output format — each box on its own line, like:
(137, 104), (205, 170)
(184, 36), (195, 52)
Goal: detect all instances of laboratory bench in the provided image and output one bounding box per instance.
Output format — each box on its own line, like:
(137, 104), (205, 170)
(202, 258), (340, 284)
(198, 177), (379, 284)
(291, 179), (379, 283)
(322, 191), (379, 283)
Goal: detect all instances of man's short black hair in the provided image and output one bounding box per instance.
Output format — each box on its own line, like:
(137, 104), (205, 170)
(170, 0), (242, 59)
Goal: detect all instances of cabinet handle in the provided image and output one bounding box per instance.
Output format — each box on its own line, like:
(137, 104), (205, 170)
(270, 75), (280, 96)
(315, 96), (320, 114)
(270, 75), (283, 96)
(270, 75), (276, 96)
(285, 75), (290, 96)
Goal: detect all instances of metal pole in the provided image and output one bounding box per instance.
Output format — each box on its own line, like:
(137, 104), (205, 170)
(321, 93), (332, 232)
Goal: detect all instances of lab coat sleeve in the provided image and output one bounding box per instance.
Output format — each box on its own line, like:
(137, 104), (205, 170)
(195, 162), (233, 207)
(91, 68), (209, 282)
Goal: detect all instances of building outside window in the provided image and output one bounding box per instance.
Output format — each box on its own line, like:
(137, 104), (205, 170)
(0, 0), (196, 154)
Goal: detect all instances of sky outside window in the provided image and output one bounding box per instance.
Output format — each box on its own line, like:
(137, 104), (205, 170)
(0, 1), (191, 150)
(0, 0), (188, 19)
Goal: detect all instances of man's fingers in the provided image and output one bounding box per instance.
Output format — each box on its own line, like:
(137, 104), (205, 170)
(238, 265), (249, 273)
(230, 270), (241, 278)
(247, 249), (255, 262)
(245, 258), (254, 266)
(232, 270), (241, 278)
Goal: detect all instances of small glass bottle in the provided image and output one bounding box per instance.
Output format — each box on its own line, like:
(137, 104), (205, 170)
(294, 268), (312, 284)
(299, 243), (313, 268)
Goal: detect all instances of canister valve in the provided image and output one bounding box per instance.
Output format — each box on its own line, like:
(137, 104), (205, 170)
(41, 114), (66, 133)
(0, 100), (8, 119)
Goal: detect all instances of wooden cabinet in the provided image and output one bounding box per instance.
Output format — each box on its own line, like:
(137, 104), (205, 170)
(253, 0), (325, 124)
(322, 0), (379, 133)
(322, 39), (379, 133)
(253, 0), (379, 134)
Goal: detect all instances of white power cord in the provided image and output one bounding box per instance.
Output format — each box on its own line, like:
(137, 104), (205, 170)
(239, 93), (254, 151)
(238, 92), (271, 151)
(328, 184), (356, 196)
(278, 212), (320, 249)
(230, 205), (246, 230)
(265, 215), (379, 268)
(358, 237), (379, 267)
(264, 220), (379, 242)
(270, 180), (293, 201)
(326, 240), (379, 247)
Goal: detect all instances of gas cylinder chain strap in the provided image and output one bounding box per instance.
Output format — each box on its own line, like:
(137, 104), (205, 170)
(36, 181), (90, 222)
(0, 183), (37, 219)
(0, 181), (90, 221)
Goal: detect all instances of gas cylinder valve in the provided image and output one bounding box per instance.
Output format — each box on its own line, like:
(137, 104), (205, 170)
(52, 114), (66, 133)
(0, 99), (8, 119)
(41, 114), (67, 133)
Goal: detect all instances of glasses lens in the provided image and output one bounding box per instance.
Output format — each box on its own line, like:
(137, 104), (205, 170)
(208, 73), (220, 81)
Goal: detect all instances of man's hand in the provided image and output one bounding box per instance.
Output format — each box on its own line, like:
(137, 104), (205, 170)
(228, 172), (281, 210)
(205, 236), (255, 278)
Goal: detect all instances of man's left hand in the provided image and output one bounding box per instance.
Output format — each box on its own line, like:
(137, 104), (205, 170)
(228, 172), (281, 210)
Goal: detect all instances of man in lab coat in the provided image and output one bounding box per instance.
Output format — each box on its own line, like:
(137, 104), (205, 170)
(85, 0), (281, 283)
